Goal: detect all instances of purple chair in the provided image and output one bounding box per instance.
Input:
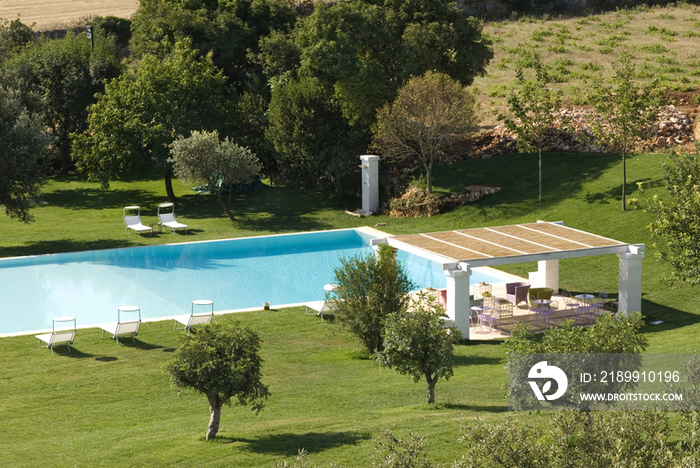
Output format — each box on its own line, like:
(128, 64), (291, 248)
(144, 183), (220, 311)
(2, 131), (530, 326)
(506, 282), (531, 307)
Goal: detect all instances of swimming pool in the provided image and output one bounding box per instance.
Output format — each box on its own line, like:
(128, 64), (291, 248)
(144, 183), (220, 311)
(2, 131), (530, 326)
(0, 228), (505, 335)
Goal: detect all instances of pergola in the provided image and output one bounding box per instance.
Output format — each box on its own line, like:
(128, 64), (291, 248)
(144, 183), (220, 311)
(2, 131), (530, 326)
(371, 221), (644, 339)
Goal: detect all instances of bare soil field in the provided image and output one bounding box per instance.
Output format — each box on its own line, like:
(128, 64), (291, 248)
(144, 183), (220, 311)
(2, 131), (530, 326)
(0, 0), (139, 30)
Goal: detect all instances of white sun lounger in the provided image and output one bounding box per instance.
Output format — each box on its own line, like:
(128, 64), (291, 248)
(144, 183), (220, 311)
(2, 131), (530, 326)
(36, 317), (76, 355)
(100, 306), (141, 345)
(304, 301), (332, 322)
(157, 203), (188, 234)
(174, 300), (214, 333)
(123, 206), (152, 236)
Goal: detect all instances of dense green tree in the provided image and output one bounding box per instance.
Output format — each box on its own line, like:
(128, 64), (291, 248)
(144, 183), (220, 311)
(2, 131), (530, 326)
(169, 130), (262, 221)
(377, 293), (462, 404)
(130, 0), (297, 92)
(166, 321), (270, 441)
(1, 29), (122, 170)
(648, 147), (700, 286)
(588, 51), (660, 211)
(266, 75), (364, 192)
(374, 71), (478, 194)
(259, 0), (491, 191)
(285, 0), (492, 129)
(329, 243), (415, 354)
(0, 87), (50, 222)
(72, 40), (228, 201)
(499, 54), (562, 203)
(0, 19), (35, 60)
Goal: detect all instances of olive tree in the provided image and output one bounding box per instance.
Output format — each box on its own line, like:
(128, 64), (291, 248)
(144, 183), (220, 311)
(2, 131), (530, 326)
(648, 147), (700, 286)
(169, 130), (262, 221)
(376, 292), (461, 404)
(330, 243), (414, 354)
(374, 71), (478, 194)
(166, 321), (270, 441)
(0, 87), (50, 222)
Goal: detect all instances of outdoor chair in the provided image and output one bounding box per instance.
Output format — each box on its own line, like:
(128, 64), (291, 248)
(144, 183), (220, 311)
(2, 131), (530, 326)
(561, 291), (581, 319)
(157, 202), (188, 234)
(99, 306), (141, 345)
(304, 301), (332, 322)
(479, 306), (502, 335)
(506, 282), (530, 307)
(528, 288), (553, 307)
(123, 206), (152, 236)
(174, 300), (214, 333)
(35, 317), (76, 355)
(589, 291), (608, 317)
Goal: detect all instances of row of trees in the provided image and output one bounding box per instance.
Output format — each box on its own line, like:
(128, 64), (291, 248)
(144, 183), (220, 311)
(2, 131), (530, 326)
(0, 0), (493, 219)
(501, 51), (659, 210)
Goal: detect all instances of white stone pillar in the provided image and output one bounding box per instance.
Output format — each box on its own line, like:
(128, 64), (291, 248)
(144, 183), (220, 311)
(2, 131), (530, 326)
(538, 259), (559, 293)
(360, 155), (379, 214)
(444, 265), (472, 339)
(618, 245), (645, 315)
(534, 220), (561, 293)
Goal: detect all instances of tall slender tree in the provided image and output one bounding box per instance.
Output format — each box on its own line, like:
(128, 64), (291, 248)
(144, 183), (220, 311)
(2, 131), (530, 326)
(499, 54), (561, 202)
(588, 52), (659, 211)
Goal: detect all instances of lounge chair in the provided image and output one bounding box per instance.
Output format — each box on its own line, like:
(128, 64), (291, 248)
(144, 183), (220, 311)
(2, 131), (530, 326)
(123, 206), (152, 236)
(35, 317), (76, 355)
(174, 300), (214, 333)
(157, 202), (188, 234)
(304, 283), (338, 322)
(505, 282), (531, 307)
(304, 301), (332, 322)
(100, 306), (141, 345)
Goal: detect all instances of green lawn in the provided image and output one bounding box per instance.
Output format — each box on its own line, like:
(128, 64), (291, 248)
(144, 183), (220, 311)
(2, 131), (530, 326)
(1, 151), (698, 466)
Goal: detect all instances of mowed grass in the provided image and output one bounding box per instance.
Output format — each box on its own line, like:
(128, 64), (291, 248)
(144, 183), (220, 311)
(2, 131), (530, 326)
(0, 309), (510, 467)
(473, 3), (700, 124)
(2, 150), (700, 465)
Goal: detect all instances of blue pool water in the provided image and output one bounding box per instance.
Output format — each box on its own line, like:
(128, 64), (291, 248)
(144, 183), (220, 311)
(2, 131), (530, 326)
(0, 229), (504, 335)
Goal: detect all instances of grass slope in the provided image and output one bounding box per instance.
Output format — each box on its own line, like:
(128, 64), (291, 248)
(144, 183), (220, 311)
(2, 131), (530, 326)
(1, 150), (699, 465)
(473, 3), (700, 125)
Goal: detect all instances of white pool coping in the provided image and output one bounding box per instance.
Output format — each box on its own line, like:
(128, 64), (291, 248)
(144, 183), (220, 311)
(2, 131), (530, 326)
(1, 226), (524, 338)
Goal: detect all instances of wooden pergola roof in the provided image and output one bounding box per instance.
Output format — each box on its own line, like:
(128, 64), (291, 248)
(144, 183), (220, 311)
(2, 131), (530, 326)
(385, 222), (636, 268)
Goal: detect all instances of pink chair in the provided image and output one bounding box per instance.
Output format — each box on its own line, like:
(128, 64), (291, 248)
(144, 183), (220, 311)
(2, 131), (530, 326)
(438, 289), (448, 310)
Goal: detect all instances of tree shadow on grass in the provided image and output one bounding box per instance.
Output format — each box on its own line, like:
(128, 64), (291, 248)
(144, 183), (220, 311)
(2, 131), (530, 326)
(429, 152), (621, 219)
(638, 298), (700, 334)
(453, 354), (503, 367)
(225, 430), (370, 456)
(0, 239), (139, 258)
(43, 188), (165, 211)
(440, 402), (510, 413)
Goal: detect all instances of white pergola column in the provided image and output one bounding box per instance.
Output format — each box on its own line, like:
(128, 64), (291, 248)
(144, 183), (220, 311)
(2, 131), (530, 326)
(360, 155), (379, 214)
(529, 220), (562, 292)
(539, 259), (559, 292)
(618, 245), (644, 315)
(444, 264), (472, 339)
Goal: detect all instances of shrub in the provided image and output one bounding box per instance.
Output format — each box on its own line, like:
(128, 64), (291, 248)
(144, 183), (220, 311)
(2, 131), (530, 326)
(329, 244), (415, 354)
